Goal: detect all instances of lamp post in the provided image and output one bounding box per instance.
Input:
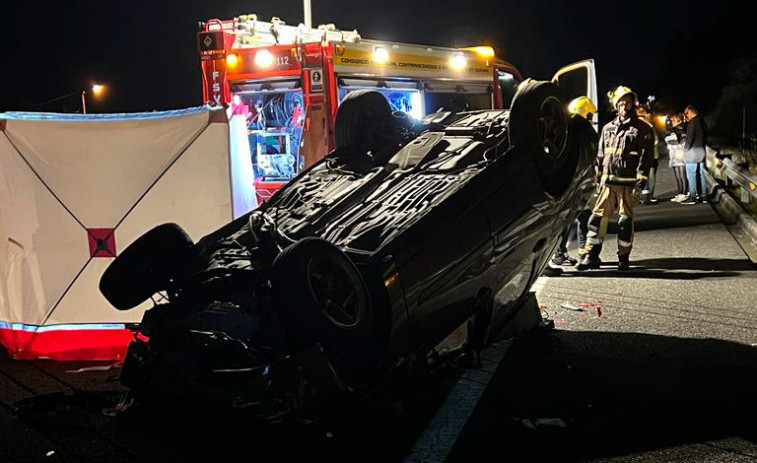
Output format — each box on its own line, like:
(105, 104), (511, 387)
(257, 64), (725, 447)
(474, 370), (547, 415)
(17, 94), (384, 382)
(303, 0), (312, 28)
(82, 84), (106, 114)
(36, 83), (106, 113)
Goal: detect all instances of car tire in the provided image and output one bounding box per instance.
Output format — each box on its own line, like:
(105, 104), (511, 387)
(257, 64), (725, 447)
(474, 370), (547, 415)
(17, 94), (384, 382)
(540, 114), (597, 197)
(334, 90), (392, 151)
(271, 238), (378, 364)
(99, 223), (194, 311)
(509, 80), (570, 178)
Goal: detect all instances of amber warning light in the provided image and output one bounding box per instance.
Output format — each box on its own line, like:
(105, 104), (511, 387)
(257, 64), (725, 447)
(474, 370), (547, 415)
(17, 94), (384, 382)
(466, 46), (495, 58)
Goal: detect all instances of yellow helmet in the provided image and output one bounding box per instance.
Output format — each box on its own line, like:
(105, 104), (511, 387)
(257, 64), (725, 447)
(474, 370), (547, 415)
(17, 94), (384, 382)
(607, 85), (637, 110)
(568, 96), (597, 119)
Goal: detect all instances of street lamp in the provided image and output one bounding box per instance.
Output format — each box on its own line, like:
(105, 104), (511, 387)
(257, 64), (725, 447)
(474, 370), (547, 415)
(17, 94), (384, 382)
(36, 83), (106, 113)
(81, 83), (106, 114)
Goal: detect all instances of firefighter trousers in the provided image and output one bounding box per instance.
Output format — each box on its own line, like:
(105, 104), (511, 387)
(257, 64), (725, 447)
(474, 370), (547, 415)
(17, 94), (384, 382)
(584, 184), (637, 257)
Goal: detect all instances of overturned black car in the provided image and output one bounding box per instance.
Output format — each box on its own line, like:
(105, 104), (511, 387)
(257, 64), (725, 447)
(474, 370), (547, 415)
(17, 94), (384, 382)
(100, 80), (598, 421)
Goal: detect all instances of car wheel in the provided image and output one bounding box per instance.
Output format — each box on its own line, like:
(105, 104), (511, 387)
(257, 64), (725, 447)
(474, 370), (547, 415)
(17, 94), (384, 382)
(509, 80), (569, 178)
(99, 223), (194, 311)
(271, 238), (378, 365)
(335, 90), (392, 151)
(540, 114), (598, 197)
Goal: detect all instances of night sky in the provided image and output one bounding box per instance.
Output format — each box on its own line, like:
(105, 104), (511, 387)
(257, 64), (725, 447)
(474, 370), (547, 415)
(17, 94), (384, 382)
(3, 1), (749, 116)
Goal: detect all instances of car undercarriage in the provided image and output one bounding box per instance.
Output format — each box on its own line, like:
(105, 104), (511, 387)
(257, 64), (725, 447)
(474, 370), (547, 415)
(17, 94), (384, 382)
(100, 82), (598, 422)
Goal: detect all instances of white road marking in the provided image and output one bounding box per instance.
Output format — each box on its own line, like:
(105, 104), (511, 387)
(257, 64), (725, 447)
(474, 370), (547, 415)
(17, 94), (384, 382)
(403, 340), (512, 463)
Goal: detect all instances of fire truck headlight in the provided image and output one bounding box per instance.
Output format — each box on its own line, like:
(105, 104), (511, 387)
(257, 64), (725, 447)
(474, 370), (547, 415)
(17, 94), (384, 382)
(254, 49), (274, 68)
(450, 53), (467, 70)
(226, 53), (239, 66)
(373, 47), (390, 64)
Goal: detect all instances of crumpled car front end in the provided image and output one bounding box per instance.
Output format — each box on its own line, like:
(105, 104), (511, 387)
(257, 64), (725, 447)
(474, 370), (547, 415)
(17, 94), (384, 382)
(113, 218), (378, 422)
(121, 314), (349, 421)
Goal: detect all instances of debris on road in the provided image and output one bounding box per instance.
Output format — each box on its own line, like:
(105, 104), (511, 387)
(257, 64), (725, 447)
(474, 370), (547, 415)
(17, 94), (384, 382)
(560, 301), (604, 317)
(14, 393), (94, 429)
(517, 417), (568, 430)
(101, 390), (132, 417)
(65, 364), (117, 374)
(13, 390), (124, 428)
(535, 418), (567, 428)
(539, 304), (550, 318)
(561, 302), (585, 312)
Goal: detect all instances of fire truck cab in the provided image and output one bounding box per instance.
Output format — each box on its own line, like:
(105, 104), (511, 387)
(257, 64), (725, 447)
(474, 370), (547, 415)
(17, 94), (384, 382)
(198, 14), (596, 205)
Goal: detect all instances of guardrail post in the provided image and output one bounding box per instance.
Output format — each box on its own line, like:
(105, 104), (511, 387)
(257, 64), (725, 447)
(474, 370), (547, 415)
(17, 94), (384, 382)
(707, 147), (757, 205)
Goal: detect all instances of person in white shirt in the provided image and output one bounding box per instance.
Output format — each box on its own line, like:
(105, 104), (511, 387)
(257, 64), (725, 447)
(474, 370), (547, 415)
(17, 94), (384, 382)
(665, 113), (688, 202)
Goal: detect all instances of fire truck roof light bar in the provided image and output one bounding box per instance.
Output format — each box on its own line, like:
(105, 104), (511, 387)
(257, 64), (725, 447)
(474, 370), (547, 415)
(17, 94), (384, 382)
(205, 14), (363, 49)
(203, 13), (498, 69)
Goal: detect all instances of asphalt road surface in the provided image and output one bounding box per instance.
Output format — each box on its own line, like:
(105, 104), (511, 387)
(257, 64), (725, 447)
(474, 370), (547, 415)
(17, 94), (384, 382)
(445, 163), (757, 463)
(2, 162), (756, 463)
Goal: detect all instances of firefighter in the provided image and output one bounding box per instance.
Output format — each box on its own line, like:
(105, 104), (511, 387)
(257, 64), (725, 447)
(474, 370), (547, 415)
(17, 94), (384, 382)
(549, 96), (599, 269)
(576, 86), (655, 271)
(570, 96), (601, 259)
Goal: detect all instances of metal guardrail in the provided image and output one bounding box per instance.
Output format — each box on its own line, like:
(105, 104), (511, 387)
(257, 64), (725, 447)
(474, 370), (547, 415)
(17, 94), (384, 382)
(707, 148), (757, 204)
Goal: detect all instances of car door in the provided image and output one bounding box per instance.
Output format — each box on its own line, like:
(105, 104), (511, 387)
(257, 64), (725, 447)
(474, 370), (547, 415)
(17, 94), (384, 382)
(494, 63), (523, 109)
(552, 59), (598, 131)
(299, 103), (330, 170)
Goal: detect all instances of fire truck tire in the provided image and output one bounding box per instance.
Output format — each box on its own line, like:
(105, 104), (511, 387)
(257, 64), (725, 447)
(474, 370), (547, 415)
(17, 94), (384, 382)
(99, 223), (194, 311)
(334, 90), (392, 151)
(509, 80), (570, 178)
(271, 237), (379, 363)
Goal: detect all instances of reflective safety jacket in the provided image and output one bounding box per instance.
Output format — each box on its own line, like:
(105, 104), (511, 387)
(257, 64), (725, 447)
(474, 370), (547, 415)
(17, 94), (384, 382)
(596, 114), (656, 186)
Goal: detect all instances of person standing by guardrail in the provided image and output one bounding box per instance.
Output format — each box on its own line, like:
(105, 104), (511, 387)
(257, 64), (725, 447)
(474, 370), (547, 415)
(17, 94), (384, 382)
(681, 105), (709, 204)
(666, 113), (689, 201)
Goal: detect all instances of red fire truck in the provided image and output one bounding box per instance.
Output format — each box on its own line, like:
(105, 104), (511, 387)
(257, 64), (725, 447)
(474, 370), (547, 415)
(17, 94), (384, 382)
(198, 14), (597, 204)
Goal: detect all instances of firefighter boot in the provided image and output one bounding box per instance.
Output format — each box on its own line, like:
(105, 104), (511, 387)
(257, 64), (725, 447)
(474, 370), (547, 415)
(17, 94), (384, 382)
(576, 252), (602, 271)
(618, 254), (631, 271)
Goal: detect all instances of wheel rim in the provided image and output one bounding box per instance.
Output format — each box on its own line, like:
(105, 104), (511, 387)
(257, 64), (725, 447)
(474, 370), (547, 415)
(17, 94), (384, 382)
(538, 96), (568, 159)
(307, 257), (361, 328)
